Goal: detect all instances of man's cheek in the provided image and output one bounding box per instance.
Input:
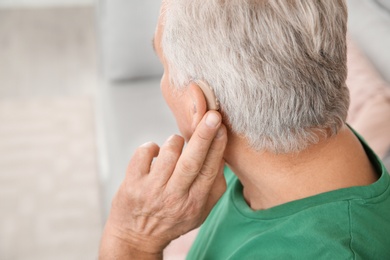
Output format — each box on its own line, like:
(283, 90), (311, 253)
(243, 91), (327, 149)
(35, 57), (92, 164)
(176, 118), (193, 143)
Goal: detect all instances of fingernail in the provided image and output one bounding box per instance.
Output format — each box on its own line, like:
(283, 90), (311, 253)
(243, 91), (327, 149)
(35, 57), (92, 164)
(216, 127), (224, 138)
(205, 112), (221, 128)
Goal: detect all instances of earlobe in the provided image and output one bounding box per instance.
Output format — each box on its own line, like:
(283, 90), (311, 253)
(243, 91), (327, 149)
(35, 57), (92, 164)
(189, 83), (208, 132)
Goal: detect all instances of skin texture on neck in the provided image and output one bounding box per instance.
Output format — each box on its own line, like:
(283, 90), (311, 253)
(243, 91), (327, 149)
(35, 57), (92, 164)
(223, 124), (378, 210)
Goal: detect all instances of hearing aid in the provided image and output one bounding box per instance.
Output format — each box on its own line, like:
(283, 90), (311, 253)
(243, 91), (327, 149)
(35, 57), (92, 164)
(195, 80), (220, 111)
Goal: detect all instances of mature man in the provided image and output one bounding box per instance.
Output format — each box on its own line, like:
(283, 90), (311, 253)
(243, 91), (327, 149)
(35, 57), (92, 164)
(100, 0), (390, 259)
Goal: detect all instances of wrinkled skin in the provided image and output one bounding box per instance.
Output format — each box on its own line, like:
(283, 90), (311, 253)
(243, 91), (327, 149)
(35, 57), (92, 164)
(99, 112), (228, 259)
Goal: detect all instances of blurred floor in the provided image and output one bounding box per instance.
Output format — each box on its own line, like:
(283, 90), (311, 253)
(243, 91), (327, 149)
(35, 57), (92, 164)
(0, 6), (101, 260)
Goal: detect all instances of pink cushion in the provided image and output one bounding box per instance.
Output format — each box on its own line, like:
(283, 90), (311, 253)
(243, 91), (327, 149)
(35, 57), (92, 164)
(346, 39), (390, 158)
(164, 229), (198, 259)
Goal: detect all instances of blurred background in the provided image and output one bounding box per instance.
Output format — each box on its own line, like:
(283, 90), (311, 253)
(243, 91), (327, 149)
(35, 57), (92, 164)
(0, 0), (102, 259)
(0, 0), (389, 259)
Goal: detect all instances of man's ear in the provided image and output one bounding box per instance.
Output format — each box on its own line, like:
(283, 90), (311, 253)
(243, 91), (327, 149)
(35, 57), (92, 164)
(189, 82), (208, 132)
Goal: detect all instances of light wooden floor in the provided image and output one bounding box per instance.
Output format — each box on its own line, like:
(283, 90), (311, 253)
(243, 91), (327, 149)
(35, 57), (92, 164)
(0, 6), (102, 260)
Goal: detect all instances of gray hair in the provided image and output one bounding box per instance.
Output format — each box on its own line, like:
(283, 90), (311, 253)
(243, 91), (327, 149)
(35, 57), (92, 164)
(161, 0), (349, 153)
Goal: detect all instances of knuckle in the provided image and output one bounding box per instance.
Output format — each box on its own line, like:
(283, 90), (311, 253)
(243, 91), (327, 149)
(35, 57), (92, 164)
(168, 134), (184, 145)
(163, 143), (182, 157)
(136, 142), (157, 154)
(162, 193), (187, 215)
(196, 129), (211, 142)
(123, 182), (140, 200)
(159, 155), (176, 169)
(199, 164), (217, 182)
(180, 157), (201, 175)
(132, 150), (152, 163)
(156, 147), (181, 169)
(163, 193), (181, 207)
(112, 183), (135, 207)
(184, 198), (202, 217)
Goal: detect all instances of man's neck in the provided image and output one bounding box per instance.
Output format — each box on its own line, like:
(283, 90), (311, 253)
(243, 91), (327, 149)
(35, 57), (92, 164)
(224, 124), (378, 211)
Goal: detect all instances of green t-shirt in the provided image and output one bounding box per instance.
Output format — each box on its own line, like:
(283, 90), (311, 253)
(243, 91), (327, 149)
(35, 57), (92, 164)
(187, 136), (390, 259)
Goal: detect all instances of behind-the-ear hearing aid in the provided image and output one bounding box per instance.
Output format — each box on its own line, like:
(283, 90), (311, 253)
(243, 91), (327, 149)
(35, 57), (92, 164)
(195, 80), (220, 111)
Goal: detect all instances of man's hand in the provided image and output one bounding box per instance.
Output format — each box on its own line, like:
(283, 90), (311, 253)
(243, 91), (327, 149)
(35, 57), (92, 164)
(99, 111), (228, 259)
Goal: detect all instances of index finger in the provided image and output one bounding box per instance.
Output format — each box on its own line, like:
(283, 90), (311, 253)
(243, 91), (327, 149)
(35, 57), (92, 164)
(167, 111), (222, 194)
